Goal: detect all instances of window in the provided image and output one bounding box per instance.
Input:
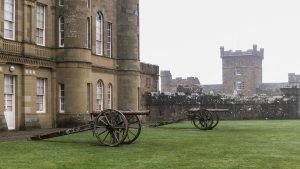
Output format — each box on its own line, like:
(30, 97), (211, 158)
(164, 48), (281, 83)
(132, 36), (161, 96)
(4, 76), (14, 113)
(146, 78), (151, 88)
(87, 0), (90, 8)
(59, 16), (64, 47)
(235, 81), (245, 90)
(36, 4), (45, 46)
(36, 79), (46, 113)
(96, 12), (103, 55)
(59, 0), (64, 6)
(108, 84), (112, 109)
(86, 18), (90, 48)
(96, 80), (104, 110)
(59, 84), (65, 113)
(106, 22), (112, 58)
(4, 0), (15, 40)
(235, 68), (242, 76)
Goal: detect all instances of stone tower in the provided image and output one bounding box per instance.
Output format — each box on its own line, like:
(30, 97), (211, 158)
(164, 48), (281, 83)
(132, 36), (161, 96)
(221, 44), (264, 96)
(160, 70), (172, 93)
(117, 0), (140, 110)
(56, 0), (92, 122)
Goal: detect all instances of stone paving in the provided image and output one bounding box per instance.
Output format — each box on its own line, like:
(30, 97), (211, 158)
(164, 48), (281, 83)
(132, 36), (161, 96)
(0, 129), (65, 142)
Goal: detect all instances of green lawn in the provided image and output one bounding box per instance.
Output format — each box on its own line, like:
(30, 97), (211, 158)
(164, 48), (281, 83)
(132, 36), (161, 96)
(1, 120), (300, 169)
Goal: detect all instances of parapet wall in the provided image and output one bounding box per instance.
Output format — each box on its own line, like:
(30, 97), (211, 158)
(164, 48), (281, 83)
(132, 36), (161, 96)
(220, 44), (264, 59)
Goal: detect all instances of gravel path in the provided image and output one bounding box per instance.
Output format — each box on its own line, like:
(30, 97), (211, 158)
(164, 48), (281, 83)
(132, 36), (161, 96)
(0, 129), (66, 142)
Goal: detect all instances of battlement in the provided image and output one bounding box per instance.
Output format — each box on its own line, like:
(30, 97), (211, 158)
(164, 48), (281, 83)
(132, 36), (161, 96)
(160, 70), (172, 77)
(140, 62), (159, 76)
(220, 44), (264, 59)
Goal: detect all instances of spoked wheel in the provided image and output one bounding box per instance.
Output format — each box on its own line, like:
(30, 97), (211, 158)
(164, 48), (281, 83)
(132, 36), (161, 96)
(122, 115), (141, 144)
(94, 109), (128, 147)
(209, 111), (219, 130)
(192, 109), (214, 130)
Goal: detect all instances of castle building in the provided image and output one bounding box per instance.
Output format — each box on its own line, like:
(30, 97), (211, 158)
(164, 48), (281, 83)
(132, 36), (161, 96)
(160, 70), (201, 94)
(0, 0), (140, 130)
(221, 45), (264, 96)
(288, 73), (300, 87)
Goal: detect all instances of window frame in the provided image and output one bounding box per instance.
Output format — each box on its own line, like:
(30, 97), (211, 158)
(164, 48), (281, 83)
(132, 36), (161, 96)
(59, 0), (64, 6)
(96, 80), (104, 111)
(235, 81), (245, 91)
(96, 12), (103, 55)
(36, 4), (46, 46)
(4, 0), (15, 40)
(106, 22), (112, 58)
(36, 78), (46, 113)
(108, 84), (112, 109)
(59, 83), (65, 113)
(86, 17), (91, 48)
(59, 16), (64, 47)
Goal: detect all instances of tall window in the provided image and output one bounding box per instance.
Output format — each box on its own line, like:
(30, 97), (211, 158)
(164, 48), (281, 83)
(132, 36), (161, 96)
(59, 16), (64, 47)
(108, 84), (112, 109)
(4, 0), (15, 40)
(86, 18), (90, 48)
(59, 84), (65, 113)
(4, 76), (14, 113)
(36, 79), (46, 113)
(36, 4), (45, 46)
(106, 22), (112, 58)
(59, 0), (64, 6)
(87, 0), (90, 8)
(96, 80), (104, 110)
(96, 12), (103, 55)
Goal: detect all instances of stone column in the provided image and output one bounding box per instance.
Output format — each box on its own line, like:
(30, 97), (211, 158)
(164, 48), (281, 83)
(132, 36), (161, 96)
(0, 63), (8, 131)
(117, 0), (140, 110)
(22, 66), (38, 129)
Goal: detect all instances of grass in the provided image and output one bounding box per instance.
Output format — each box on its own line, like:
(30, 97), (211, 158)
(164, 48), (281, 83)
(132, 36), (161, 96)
(1, 120), (300, 169)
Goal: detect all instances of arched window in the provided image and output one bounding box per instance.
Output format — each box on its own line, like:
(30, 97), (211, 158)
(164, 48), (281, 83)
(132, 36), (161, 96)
(108, 84), (112, 109)
(96, 12), (103, 55)
(59, 16), (64, 47)
(96, 80), (104, 110)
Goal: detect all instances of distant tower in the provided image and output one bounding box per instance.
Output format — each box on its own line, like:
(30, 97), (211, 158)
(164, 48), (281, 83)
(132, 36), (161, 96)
(160, 70), (172, 93)
(221, 44), (264, 96)
(117, 0), (140, 110)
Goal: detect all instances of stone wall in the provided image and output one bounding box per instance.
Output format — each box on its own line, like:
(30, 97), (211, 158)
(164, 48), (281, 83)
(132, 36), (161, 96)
(144, 93), (298, 122)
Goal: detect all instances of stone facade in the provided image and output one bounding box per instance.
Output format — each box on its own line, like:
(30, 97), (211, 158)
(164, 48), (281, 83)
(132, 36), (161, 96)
(221, 44), (264, 96)
(0, 0), (141, 130)
(160, 70), (201, 93)
(139, 62), (159, 116)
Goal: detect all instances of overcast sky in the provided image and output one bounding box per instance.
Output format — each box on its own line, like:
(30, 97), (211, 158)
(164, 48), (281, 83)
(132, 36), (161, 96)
(139, 0), (300, 84)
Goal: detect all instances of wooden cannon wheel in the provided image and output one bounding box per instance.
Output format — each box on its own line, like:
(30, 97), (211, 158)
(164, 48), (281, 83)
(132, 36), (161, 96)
(208, 111), (219, 130)
(192, 109), (214, 130)
(93, 109), (128, 147)
(122, 115), (142, 144)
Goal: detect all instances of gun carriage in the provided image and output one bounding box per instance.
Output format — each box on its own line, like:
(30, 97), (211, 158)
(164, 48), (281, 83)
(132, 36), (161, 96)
(31, 109), (149, 147)
(151, 108), (228, 130)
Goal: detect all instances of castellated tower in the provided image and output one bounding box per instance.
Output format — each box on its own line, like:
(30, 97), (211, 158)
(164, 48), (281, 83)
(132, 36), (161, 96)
(160, 71), (172, 93)
(117, 0), (140, 110)
(56, 0), (92, 119)
(221, 44), (264, 96)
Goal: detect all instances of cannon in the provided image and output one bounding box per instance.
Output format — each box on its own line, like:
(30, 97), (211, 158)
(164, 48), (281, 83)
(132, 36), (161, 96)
(30, 109), (149, 147)
(150, 108), (228, 130)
